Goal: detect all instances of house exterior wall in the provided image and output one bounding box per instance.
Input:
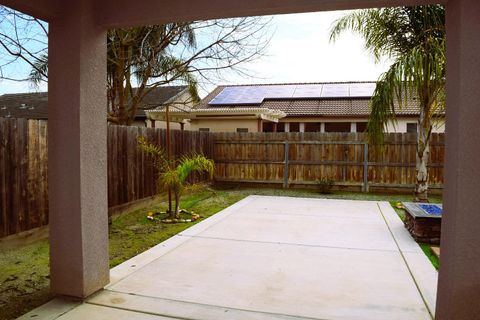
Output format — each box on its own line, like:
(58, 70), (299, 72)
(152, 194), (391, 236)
(185, 117), (445, 133)
(150, 121), (190, 130)
(182, 117), (445, 133)
(280, 117), (445, 133)
(385, 118), (445, 133)
(189, 118), (258, 132)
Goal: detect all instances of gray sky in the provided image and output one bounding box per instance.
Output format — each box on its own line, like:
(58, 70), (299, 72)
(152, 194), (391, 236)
(216, 10), (392, 89)
(0, 10), (392, 97)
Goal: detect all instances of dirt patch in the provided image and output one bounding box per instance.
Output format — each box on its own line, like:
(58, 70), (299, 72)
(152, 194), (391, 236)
(0, 239), (52, 320)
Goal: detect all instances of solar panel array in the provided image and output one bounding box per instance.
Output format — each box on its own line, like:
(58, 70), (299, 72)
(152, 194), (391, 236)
(209, 83), (376, 105)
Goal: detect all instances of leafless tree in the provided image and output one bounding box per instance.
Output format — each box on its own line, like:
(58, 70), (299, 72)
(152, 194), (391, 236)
(0, 6), (48, 83)
(0, 6), (272, 125)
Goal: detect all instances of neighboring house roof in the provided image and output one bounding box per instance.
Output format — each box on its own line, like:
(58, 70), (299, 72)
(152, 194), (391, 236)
(196, 82), (421, 118)
(133, 86), (189, 119)
(0, 92), (49, 119)
(0, 86), (188, 120)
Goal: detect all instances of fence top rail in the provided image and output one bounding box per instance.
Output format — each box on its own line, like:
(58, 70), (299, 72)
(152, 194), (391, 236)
(214, 140), (367, 145)
(213, 140), (445, 146)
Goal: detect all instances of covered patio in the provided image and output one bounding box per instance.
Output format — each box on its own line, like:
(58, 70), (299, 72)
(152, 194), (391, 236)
(20, 196), (437, 319)
(1, 0), (479, 319)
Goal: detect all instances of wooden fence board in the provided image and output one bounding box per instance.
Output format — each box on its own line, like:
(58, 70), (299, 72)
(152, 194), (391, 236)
(0, 119), (444, 238)
(212, 132), (444, 190)
(0, 120), (215, 237)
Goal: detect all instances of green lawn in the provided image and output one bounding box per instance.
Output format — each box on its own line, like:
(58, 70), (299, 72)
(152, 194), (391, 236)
(0, 186), (441, 320)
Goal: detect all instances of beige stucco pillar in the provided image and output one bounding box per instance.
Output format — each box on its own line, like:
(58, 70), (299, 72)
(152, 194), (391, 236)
(48, 0), (109, 298)
(436, 1), (480, 318)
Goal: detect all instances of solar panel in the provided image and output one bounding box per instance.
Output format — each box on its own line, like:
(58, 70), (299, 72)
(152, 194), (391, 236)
(209, 87), (264, 105)
(350, 83), (376, 97)
(292, 84), (323, 98)
(262, 85), (296, 99)
(321, 83), (350, 98)
(209, 83), (376, 105)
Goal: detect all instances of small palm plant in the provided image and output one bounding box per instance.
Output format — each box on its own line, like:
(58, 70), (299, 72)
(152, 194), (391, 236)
(137, 136), (214, 220)
(159, 155), (214, 218)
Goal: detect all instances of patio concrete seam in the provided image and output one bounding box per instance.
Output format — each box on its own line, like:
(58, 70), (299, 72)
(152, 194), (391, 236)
(176, 233), (403, 253)
(108, 196), (258, 287)
(93, 290), (333, 320)
(376, 202), (434, 320)
(236, 211), (380, 220)
(15, 297), (82, 320)
(84, 301), (195, 320)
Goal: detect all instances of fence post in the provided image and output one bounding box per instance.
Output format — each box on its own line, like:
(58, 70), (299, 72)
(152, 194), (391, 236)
(363, 143), (369, 193)
(283, 141), (289, 188)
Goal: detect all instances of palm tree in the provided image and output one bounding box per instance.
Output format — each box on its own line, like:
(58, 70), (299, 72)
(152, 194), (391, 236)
(137, 136), (214, 219)
(158, 155), (214, 218)
(107, 25), (200, 125)
(330, 6), (445, 201)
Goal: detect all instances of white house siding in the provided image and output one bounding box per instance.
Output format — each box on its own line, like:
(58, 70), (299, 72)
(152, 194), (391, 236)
(189, 119), (259, 132)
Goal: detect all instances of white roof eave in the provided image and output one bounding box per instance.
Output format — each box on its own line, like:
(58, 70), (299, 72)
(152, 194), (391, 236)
(146, 108), (286, 122)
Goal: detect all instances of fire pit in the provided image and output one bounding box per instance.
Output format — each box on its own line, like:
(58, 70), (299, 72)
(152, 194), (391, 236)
(403, 202), (443, 245)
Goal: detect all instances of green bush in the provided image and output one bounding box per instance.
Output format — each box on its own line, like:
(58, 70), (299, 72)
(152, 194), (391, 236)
(316, 177), (335, 194)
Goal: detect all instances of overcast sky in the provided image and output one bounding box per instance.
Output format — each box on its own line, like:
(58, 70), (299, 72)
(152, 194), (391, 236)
(0, 10), (393, 97)
(210, 10), (393, 96)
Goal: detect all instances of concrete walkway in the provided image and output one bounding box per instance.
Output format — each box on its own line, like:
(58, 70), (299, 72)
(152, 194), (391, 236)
(20, 196), (438, 320)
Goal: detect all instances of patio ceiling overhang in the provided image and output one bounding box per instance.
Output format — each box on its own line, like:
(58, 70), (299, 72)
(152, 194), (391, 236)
(147, 108), (287, 123)
(93, 0), (445, 28)
(2, 0), (446, 26)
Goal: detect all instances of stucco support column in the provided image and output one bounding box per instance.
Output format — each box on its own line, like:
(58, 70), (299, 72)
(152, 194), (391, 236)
(299, 122), (305, 133)
(284, 122), (290, 133)
(48, 0), (109, 298)
(320, 122), (325, 133)
(436, 1), (480, 318)
(350, 122), (357, 133)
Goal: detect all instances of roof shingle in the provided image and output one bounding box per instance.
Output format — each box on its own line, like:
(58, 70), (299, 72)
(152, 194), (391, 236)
(197, 82), (421, 117)
(0, 86), (188, 120)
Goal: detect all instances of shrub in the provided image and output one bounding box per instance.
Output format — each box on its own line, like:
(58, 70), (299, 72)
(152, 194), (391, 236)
(316, 177), (335, 194)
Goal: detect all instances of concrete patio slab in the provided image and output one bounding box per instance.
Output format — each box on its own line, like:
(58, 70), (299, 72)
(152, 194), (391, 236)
(107, 236), (429, 319)
(17, 298), (81, 320)
(56, 303), (175, 319)
(22, 196), (437, 320)
(180, 209), (398, 251)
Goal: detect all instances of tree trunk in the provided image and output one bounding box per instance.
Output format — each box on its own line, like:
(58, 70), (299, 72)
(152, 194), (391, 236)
(414, 107), (431, 202)
(174, 191), (180, 219)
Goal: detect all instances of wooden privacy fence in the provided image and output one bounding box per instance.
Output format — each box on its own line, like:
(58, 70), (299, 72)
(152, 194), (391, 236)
(0, 118), (214, 238)
(213, 132), (445, 191)
(107, 125), (214, 208)
(0, 119), (48, 239)
(0, 119), (445, 238)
